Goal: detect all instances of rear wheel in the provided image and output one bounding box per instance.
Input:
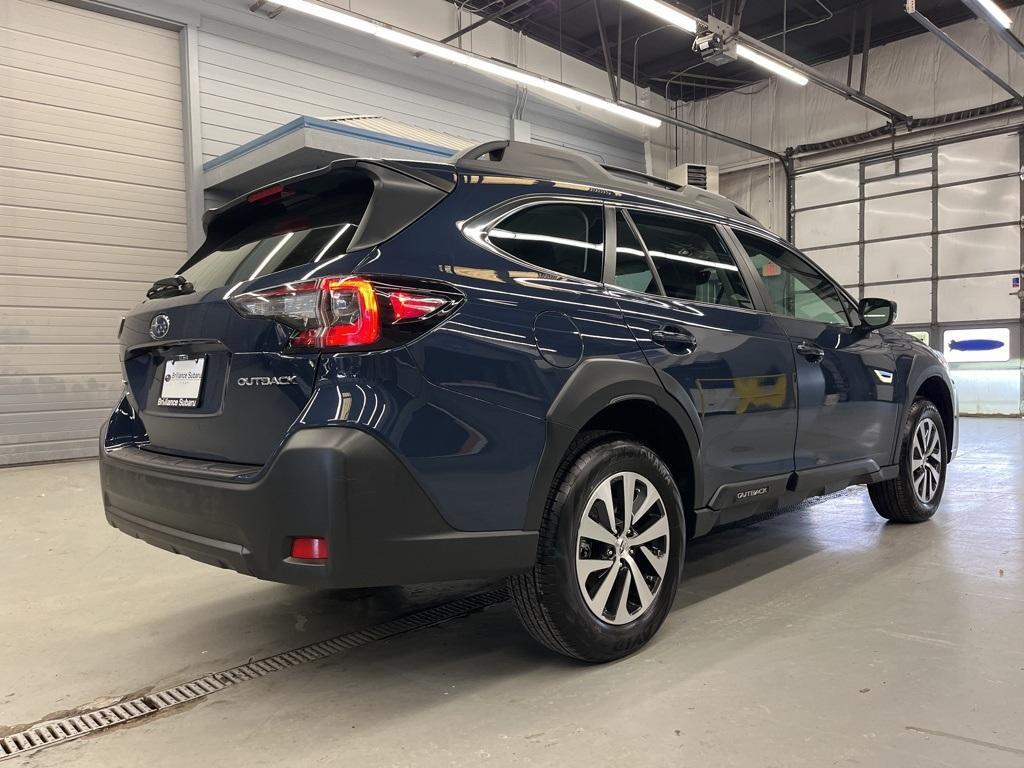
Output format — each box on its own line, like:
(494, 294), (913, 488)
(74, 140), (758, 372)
(508, 434), (685, 662)
(868, 399), (947, 523)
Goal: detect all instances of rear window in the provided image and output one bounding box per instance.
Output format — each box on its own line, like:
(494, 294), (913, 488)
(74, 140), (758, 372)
(181, 172), (373, 291)
(487, 203), (604, 281)
(182, 224), (357, 293)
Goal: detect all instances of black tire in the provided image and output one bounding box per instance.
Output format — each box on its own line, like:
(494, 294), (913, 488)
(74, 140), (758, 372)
(508, 432), (685, 663)
(868, 399), (947, 523)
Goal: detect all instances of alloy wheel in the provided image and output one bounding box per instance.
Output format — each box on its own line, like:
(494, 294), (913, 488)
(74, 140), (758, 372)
(911, 418), (943, 504)
(574, 471), (670, 625)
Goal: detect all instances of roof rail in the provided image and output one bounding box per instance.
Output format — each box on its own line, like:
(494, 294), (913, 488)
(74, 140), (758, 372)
(600, 164), (682, 192)
(453, 140), (758, 225)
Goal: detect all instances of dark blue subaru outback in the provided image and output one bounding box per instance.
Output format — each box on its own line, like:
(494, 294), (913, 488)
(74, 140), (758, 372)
(100, 141), (957, 662)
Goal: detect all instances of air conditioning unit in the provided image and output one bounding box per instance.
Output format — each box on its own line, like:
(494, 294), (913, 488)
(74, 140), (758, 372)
(666, 163), (720, 194)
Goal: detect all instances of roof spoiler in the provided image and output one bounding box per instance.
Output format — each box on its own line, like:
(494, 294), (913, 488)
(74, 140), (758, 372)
(187, 158), (456, 267)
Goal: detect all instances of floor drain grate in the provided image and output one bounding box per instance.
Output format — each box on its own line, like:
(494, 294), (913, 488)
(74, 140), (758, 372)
(0, 588), (507, 762)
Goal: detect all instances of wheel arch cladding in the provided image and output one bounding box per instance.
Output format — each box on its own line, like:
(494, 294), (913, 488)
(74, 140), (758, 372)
(525, 358), (701, 535)
(914, 375), (955, 460)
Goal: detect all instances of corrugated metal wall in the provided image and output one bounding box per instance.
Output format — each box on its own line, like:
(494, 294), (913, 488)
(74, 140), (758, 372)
(195, 18), (645, 171)
(0, 0), (188, 465)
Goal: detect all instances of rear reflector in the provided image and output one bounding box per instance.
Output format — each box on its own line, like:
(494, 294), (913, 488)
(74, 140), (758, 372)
(291, 537), (328, 560)
(389, 291), (447, 322)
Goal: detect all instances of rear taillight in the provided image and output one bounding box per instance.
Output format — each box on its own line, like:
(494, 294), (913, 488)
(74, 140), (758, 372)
(229, 276), (458, 350)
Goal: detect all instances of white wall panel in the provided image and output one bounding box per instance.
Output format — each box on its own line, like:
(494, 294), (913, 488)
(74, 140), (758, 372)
(864, 236), (932, 283)
(196, 20), (644, 171)
(938, 176), (1019, 230)
(720, 166), (785, 235)
(951, 369), (1022, 415)
(795, 163), (859, 206)
(795, 202), (859, 249)
(939, 226), (1020, 275)
(938, 275), (1022, 321)
(869, 281), (932, 325)
(938, 133), (1019, 184)
(864, 190), (931, 240)
(807, 245), (859, 285)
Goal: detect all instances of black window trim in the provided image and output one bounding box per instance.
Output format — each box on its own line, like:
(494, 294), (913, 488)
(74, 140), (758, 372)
(607, 204), (763, 314)
(612, 207), (666, 297)
(727, 224), (857, 327)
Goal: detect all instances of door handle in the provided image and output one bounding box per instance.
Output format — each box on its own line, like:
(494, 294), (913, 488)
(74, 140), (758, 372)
(651, 326), (697, 351)
(795, 341), (825, 363)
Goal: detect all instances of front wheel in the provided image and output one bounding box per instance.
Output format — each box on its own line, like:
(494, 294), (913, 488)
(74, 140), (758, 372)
(868, 399), (947, 523)
(508, 434), (685, 663)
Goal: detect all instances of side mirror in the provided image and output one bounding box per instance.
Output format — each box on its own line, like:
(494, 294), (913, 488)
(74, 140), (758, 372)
(858, 297), (897, 329)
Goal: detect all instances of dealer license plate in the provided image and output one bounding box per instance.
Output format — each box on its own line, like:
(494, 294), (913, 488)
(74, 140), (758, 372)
(158, 357), (205, 408)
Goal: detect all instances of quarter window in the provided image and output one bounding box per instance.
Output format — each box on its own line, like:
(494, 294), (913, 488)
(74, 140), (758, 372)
(488, 203), (604, 281)
(627, 211), (753, 309)
(734, 232), (850, 326)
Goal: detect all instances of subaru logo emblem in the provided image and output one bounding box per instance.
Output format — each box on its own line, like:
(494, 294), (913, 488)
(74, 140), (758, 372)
(150, 314), (171, 340)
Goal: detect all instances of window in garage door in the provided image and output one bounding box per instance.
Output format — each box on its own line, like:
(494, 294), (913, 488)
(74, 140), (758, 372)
(792, 132), (1023, 415)
(0, 0), (187, 465)
(793, 132), (1023, 330)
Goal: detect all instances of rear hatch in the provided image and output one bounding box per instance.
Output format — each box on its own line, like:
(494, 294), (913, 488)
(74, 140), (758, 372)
(119, 159), (455, 465)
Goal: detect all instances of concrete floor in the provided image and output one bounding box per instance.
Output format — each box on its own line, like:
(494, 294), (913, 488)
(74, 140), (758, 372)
(1, 418), (1022, 767)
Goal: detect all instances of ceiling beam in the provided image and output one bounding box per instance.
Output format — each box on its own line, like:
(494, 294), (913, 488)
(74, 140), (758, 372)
(624, 102), (787, 160)
(907, 1), (1024, 106)
(593, 0), (620, 98)
(735, 30), (911, 123)
(439, 0), (534, 44)
(960, 0), (1024, 56)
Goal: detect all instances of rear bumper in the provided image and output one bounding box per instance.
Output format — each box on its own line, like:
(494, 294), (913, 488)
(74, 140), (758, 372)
(99, 427), (537, 588)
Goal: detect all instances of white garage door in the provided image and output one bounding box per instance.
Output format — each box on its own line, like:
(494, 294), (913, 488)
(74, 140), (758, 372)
(0, 0), (187, 465)
(792, 131), (1023, 415)
(793, 131), (1022, 326)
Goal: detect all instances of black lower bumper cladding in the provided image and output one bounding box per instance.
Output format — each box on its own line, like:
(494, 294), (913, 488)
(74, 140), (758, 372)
(100, 427), (536, 587)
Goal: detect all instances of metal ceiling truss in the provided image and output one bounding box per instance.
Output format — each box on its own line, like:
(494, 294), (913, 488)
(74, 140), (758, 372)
(569, 1), (908, 162)
(960, 0), (1024, 55)
(734, 30), (911, 124)
(906, 1), (1024, 107)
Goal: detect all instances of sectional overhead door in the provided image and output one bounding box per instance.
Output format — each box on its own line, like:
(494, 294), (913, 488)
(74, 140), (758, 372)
(0, 0), (187, 464)
(792, 131), (1023, 414)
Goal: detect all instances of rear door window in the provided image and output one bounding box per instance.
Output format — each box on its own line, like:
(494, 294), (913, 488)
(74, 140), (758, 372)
(487, 203), (604, 281)
(627, 210), (753, 309)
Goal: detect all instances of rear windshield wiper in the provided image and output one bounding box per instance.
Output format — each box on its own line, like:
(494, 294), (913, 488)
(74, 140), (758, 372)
(147, 275), (195, 300)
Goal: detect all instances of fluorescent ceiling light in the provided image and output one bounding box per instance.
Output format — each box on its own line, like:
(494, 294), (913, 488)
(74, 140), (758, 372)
(736, 44), (810, 85)
(974, 0), (1013, 28)
(621, 0), (699, 34)
(621, 0), (807, 87)
(272, 0), (661, 127)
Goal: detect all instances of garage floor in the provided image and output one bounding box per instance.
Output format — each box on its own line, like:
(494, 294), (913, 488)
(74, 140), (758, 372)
(1, 418), (1021, 767)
